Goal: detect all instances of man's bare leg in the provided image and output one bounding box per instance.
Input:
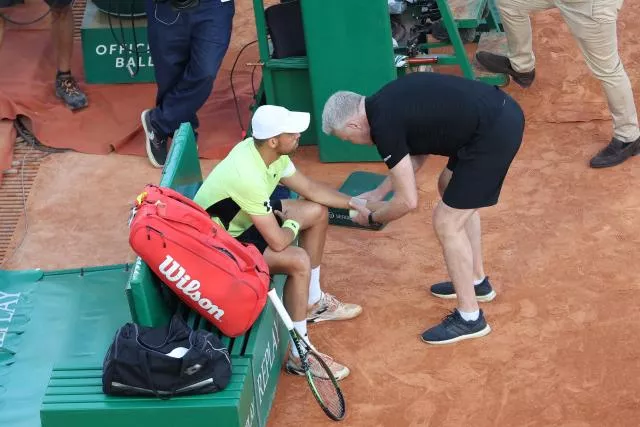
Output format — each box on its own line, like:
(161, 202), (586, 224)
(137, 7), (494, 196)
(433, 203), (478, 313)
(421, 201), (491, 344)
(263, 245), (311, 321)
(51, 4), (88, 109)
(279, 199), (363, 322)
(438, 168), (485, 281)
(279, 199), (327, 267)
(262, 245), (350, 380)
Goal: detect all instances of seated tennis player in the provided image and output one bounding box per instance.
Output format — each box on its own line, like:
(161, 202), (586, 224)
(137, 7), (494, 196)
(322, 72), (525, 345)
(194, 105), (377, 379)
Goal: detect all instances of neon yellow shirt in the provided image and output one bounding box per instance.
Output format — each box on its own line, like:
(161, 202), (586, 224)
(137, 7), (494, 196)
(194, 137), (296, 237)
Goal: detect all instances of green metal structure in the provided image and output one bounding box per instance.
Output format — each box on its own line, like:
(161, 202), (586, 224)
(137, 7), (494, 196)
(252, 0), (509, 162)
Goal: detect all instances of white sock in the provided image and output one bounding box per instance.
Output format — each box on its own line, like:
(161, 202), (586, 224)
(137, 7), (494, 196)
(290, 320), (309, 357)
(308, 266), (322, 306)
(458, 309), (480, 322)
(473, 277), (486, 286)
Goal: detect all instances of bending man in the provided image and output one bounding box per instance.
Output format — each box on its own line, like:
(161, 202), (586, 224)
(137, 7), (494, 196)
(322, 72), (525, 344)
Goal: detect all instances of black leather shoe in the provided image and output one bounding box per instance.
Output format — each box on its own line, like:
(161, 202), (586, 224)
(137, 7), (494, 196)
(475, 51), (535, 88)
(589, 137), (640, 168)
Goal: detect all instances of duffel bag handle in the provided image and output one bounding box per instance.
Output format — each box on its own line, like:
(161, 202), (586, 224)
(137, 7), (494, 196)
(153, 202), (215, 236)
(138, 185), (210, 217)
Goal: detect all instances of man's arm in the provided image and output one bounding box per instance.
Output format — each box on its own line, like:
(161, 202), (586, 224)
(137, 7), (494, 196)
(250, 213), (296, 252)
(354, 154), (418, 224)
(280, 170), (383, 211)
(358, 155), (427, 202)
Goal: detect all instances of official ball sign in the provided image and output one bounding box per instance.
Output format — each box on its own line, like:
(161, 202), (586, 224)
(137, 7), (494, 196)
(81, 1), (156, 84)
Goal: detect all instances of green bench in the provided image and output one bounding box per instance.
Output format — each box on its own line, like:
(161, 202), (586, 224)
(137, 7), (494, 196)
(40, 123), (291, 427)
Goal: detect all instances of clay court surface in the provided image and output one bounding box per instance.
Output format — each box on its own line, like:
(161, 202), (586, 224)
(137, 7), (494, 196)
(2, 2), (640, 426)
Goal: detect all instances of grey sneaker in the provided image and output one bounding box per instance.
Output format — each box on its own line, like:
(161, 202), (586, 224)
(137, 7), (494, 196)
(141, 109), (168, 168)
(55, 72), (88, 110)
(421, 309), (491, 345)
(285, 351), (350, 381)
(430, 277), (496, 302)
(307, 292), (362, 323)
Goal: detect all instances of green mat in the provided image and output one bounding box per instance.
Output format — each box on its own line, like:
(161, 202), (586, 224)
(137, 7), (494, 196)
(329, 171), (393, 231)
(0, 265), (132, 427)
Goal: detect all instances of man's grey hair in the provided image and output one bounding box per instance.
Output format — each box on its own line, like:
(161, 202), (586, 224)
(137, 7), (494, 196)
(322, 91), (364, 135)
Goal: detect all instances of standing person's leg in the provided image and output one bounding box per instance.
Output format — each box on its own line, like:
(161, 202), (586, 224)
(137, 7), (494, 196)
(557, 0), (640, 168)
(48, 0), (88, 109)
(429, 165), (496, 302)
(155, 0), (234, 137)
(277, 199), (363, 323)
(142, 0), (190, 167)
(475, 0), (554, 87)
(422, 94), (525, 345)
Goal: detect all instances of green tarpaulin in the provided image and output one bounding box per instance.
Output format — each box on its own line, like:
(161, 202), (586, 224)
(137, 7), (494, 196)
(0, 265), (132, 427)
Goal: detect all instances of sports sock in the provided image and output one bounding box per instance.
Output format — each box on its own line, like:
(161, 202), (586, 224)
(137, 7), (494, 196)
(473, 277), (486, 286)
(458, 309), (480, 322)
(308, 266), (322, 306)
(290, 320), (309, 357)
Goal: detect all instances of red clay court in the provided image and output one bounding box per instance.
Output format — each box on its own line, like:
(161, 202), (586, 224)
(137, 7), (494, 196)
(1, 1), (640, 426)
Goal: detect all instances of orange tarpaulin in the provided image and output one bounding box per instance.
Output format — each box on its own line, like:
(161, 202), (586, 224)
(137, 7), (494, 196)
(0, 0), (273, 172)
(1, 1), (639, 175)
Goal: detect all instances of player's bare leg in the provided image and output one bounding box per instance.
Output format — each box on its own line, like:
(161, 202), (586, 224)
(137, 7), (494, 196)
(279, 199), (362, 323)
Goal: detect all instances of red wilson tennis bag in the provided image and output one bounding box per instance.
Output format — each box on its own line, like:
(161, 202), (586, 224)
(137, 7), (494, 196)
(128, 184), (270, 337)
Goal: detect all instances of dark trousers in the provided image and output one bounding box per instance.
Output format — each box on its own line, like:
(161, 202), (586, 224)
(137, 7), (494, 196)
(145, 0), (234, 138)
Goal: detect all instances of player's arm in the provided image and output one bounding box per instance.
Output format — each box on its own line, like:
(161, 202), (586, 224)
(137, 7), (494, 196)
(248, 213), (296, 252)
(228, 168), (297, 253)
(279, 169), (384, 211)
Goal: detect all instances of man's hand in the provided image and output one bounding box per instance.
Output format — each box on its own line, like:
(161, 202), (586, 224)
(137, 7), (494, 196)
(349, 197), (372, 226)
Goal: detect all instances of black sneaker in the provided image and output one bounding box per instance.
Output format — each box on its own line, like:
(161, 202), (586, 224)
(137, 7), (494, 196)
(430, 277), (496, 302)
(141, 109), (168, 168)
(475, 51), (536, 88)
(421, 309), (491, 345)
(55, 72), (88, 110)
(589, 137), (640, 168)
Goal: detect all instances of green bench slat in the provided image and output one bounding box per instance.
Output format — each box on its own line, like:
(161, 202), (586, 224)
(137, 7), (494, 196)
(43, 389), (245, 404)
(42, 358), (256, 427)
(448, 0), (488, 28)
(45, 382), (247, 396)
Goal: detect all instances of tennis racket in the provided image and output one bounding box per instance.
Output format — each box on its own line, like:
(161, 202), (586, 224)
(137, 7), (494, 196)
(267, 289), (346, 421)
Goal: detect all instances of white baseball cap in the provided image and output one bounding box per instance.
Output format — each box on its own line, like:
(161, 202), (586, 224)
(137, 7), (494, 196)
(251, 105), (310, 139)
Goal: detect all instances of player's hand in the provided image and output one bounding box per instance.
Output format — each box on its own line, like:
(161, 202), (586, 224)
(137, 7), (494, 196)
(273, 208), (288, 222)
(356, 189), (385, 202)
(348, 198), (371, 226)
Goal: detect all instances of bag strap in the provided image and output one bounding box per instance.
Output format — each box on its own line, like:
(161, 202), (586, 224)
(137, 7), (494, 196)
(140, 349), (191, 400)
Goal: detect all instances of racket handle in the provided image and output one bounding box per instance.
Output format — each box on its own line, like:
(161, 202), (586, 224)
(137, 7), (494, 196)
(267, 289), (294, 331)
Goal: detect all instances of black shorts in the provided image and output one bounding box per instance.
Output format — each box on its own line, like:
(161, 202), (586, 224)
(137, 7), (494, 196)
(443, 94), (525, 210)
(44, 0), (72, 8)
(0, 0), (22, 7)
(236, 199), (283, 254)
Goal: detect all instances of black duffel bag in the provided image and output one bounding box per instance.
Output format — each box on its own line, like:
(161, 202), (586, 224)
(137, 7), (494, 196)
(102, 314), (231, 398)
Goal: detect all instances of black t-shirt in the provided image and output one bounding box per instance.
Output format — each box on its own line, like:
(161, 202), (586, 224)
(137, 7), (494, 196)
(365, 72), (507, 169)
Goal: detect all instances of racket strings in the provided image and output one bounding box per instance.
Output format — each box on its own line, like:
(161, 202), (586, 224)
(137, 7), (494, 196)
(306, 352), (345, 419)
